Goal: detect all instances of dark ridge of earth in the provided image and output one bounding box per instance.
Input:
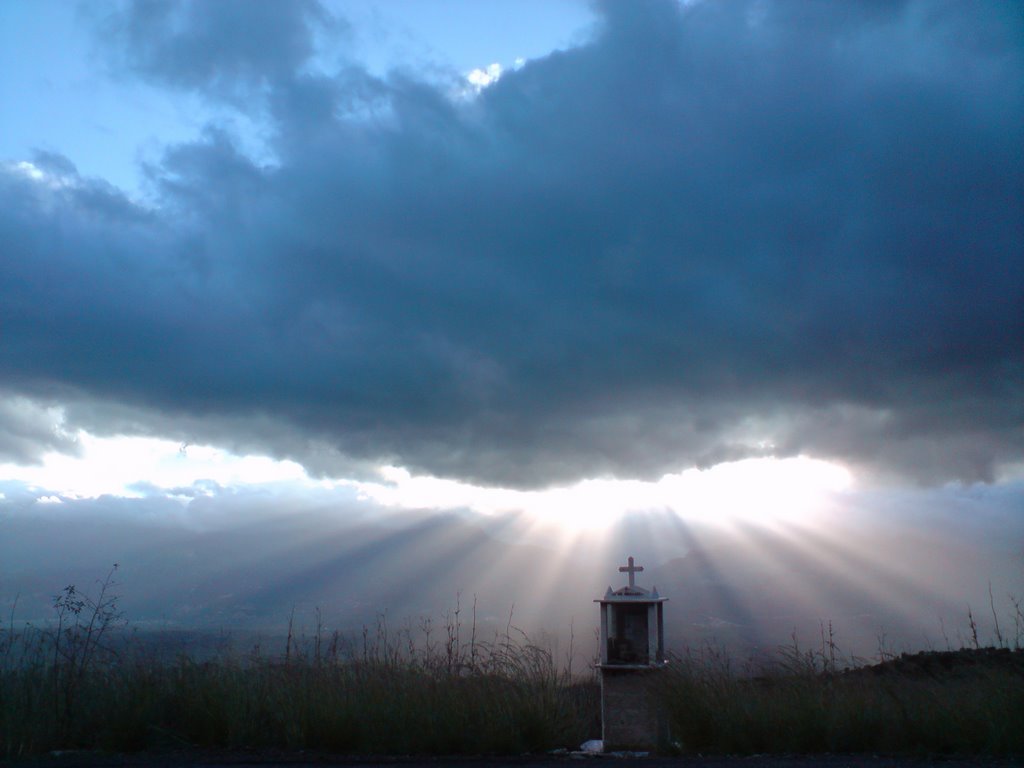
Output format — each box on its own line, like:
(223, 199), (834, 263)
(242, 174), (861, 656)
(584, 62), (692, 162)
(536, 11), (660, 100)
(7, 751), (1021, 768)
(838, 647), (1024, 679)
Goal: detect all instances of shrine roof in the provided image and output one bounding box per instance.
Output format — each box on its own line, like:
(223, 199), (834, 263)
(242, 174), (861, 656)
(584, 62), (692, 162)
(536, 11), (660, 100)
(595, 584), (668, 603)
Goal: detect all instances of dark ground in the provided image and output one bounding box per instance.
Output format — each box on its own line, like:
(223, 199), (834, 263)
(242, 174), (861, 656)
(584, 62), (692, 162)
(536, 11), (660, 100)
(7, 752), (1021, 768)
(7, 651), (1021, 767)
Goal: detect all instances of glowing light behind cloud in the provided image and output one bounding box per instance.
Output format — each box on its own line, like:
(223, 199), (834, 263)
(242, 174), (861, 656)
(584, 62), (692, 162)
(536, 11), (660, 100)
(466, 62), (502, 89)
(3, 425), (852, 531)
(0, 432), (312, 500)
(358, 456), (853, 529)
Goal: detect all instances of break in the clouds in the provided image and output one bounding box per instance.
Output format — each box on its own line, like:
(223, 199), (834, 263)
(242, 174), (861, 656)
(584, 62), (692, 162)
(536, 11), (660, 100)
(1, 0), (1021, 488)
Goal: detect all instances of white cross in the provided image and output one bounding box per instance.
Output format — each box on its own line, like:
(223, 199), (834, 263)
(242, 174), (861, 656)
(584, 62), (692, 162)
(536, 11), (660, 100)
(618, 556), (643, 588)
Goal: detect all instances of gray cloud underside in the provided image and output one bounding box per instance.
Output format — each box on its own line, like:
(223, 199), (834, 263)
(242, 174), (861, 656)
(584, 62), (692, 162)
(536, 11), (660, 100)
(1, 0), (1021, 487)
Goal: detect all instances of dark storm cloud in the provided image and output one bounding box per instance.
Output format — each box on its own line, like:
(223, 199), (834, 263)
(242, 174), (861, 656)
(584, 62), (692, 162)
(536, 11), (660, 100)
(2, 0), (1021, 485)
(94, 0), (341, 101)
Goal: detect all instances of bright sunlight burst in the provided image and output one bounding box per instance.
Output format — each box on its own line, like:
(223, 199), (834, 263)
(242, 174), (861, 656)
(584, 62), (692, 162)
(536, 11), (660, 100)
(4, 428), (852, 532)
(357, 455), (853, 530)
(0, 432), (312, 500)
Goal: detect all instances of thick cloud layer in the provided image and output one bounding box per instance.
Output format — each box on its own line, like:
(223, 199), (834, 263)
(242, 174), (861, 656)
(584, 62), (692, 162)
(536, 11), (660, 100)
(2, 0), (1021, 487)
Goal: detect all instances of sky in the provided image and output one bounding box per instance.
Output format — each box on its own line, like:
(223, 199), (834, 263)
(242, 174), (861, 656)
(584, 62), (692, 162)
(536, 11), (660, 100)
(1, 0), (1022, 657)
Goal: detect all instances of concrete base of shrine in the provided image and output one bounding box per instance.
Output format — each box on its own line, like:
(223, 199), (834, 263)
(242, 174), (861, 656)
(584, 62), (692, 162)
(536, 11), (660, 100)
(600, 665), (670, 752)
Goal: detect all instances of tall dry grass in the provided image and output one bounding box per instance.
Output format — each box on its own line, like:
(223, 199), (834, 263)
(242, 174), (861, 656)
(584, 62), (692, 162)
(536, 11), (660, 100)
(657, 623), (1024, 756)
(0, 576), (595, 758)
(2, 570), (1021, 758)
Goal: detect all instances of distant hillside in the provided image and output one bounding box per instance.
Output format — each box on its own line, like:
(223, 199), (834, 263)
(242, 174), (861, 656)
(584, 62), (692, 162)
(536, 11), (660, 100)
(844, 647), (1024, 680)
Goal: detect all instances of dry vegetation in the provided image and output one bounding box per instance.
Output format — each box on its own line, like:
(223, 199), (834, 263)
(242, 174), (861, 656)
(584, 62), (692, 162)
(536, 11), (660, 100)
(659, 637), (1024, 756)
(1, 570), (593, 758)
(2, 568), (1022, 758)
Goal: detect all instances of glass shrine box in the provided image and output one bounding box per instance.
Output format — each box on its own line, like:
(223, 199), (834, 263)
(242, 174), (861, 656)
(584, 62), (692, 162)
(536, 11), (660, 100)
(595, 556), (669, 751)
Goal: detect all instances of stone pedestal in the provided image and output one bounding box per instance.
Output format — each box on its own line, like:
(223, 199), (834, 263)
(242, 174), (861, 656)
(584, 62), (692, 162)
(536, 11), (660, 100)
(601, 667), (667, 751)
